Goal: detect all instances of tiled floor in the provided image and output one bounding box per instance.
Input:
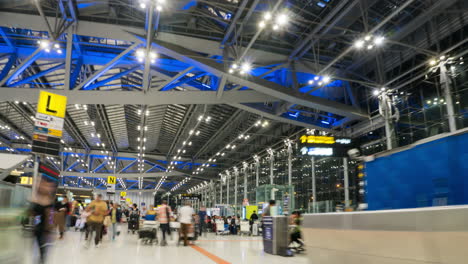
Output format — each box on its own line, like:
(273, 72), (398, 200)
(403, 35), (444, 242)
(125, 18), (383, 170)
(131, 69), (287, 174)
(28, 225), (309, 264)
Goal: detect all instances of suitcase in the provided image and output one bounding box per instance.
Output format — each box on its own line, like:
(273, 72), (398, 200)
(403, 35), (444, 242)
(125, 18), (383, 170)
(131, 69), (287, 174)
(252, 223), (259, 236)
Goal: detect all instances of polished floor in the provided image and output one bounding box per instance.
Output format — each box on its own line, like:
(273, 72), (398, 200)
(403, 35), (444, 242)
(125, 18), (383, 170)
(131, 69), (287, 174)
(28, 225), (309, 264)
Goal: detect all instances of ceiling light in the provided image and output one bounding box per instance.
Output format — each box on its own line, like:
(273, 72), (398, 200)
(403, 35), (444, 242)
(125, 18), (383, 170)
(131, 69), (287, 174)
(364, 35), (371, 41)
(308, 80), (314, 85)
(231, 63), (238, 69)
(264, 12), (272, 21)
(322, 76), (331, 84)
(241, 62), (251, 73)
(259, 21), (266, 28)
(373, 90), (380, 96)
(367, 44), (373, 50)
(354, 39), (365, 49)
(275, 13), (288, 26)
(272, 24), (279, 31)
(373, 36), (385, 46)
(429, 59), (437, 66)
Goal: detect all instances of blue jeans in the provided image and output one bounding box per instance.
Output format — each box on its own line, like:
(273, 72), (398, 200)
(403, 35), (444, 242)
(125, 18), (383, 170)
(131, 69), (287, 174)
(112, 223), (117, 240)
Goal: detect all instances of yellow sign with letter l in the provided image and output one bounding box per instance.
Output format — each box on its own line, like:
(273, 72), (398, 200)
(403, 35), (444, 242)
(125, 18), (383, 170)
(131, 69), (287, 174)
(37, 91), (67, 118)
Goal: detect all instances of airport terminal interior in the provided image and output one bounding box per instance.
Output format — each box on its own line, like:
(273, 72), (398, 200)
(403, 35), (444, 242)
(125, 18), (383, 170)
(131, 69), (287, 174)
(0, 0), (467, 263)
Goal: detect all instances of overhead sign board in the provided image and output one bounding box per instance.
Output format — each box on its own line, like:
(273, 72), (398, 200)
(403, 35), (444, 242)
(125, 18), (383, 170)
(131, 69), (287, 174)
(107, 176), (117, 184)
(32, 91), (67, 157)
(298, 135), (353, 157)
(37, 91), (67, 118)
(120, 191), (127, 197)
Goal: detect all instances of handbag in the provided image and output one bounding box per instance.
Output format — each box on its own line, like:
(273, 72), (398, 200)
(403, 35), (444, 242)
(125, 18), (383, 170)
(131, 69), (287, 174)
(103, 215), (112, 227)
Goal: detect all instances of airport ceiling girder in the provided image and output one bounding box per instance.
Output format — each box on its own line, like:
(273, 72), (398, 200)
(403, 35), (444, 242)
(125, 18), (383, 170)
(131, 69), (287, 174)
(0, 12), (307, 70)
(150, 39), (369, 121)
(0, 87), (277, 105)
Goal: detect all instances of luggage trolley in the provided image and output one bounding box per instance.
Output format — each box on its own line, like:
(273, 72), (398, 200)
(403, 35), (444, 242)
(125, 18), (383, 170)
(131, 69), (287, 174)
(138, 220), (159, 245)
(239, 221), (251, 236)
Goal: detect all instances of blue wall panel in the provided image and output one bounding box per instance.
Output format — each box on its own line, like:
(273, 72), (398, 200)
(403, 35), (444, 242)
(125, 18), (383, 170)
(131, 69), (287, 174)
(366, 132), (468, 210)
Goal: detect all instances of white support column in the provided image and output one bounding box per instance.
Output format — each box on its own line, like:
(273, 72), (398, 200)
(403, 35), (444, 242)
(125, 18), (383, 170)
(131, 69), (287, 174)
(378, 91), (395, 150)
(267, 148), (274, 185)
(234, 167), (239, 210)
(440, 64), (457, 132)
(311, 157), (316, 213)
(343, 157), (350, 208)
(220, 178), (223, 205)
(226, 171), (230, 205)
(254, 155), (260, 187)
(286, 140), (293, 186)
(243, 162), (248, 200)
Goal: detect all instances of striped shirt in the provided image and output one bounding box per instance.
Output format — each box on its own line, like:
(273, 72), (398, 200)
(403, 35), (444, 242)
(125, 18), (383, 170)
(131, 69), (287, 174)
(157, 204), (172, 224)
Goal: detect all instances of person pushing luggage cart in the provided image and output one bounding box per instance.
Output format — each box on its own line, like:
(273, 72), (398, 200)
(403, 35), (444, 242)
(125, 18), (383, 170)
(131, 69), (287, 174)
(128, 204), (140, 234)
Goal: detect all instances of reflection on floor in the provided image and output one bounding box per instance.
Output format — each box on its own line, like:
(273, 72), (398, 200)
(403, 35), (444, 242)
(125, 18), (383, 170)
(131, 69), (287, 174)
(37, 225), (309, 264)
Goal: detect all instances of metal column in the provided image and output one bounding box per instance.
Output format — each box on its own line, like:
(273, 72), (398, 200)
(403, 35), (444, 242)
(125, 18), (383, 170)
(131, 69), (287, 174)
(311, 157), (316, 213)
(343, 157), (350, 208)
(268, 149), (274, 185)
(255, 158), (260, 187)
(220, 179), (223, 204)
(380, 93), (394, 150)
(226, 172), (230, 205)
(440, 64), (457, 132)
(243, 163), (248, 199)
(234, 168), (239, 209)
(287, 142), (292, 186)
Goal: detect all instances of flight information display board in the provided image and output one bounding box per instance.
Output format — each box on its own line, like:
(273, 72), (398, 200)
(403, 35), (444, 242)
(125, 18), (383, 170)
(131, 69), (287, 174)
(298, 135), (353, 157)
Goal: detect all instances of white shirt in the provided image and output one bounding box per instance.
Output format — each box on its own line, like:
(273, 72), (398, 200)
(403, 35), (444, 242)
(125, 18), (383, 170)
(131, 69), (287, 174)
(178, 206), (195, 224)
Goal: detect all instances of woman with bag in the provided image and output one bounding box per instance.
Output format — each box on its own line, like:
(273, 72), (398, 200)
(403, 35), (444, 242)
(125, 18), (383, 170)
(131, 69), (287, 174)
(109, 203), (122, 240)
(157, 200), (172, 246)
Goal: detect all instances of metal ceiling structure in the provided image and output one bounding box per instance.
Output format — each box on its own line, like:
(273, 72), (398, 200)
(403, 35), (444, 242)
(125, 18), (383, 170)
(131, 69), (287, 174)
(0, 0), (467, 194)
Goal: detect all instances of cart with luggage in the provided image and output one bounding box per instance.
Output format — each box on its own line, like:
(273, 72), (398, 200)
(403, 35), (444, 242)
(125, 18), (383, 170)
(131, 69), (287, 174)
(138, 220), (159, 245)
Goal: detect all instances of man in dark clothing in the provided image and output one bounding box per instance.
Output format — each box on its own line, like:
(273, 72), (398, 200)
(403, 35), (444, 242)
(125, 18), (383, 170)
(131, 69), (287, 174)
(198, 206), (207, 236)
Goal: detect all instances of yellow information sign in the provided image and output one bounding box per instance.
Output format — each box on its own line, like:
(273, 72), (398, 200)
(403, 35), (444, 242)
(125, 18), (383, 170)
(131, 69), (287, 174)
(107, 176), (116, 184)
(48, 128), (63, 137)
(300, 135), (335, 144)
(20, 177), (33, 185)
(126, 198), (131, 203)
(120, 191), (127, 197)
(37, 91), (67, 118)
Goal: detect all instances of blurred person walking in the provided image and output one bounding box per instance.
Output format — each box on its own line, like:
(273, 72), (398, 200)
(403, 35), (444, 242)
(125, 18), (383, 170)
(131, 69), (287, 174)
(157, 200), (172, 246)
(85, 194), (107, 248)
(54, 197), (69, 239)
(109, 202), (121, 241)
(198, 206), (207, 237)
(30, 177), (58, 264)
(178, 201), (195, 246)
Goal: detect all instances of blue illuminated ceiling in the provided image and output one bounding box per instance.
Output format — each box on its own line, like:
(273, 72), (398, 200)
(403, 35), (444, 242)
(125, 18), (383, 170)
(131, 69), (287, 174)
(0, 0), (466, 193)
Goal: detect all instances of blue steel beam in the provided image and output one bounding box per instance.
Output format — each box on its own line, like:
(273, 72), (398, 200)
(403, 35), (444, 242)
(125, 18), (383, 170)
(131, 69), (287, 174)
(158, 66), (193, 91)
(118, 159), (137, 173)
(164, 72), (209, 91)
(0, 48), (42, 86)
(69, 58), (82, 89)
(9, 63), (65, 87)
(65, 160), (79, 171)
(82, 65), (141, 90)
(93, 160), (108, 173)
(75, 43), (140, 90)
(0, 54), (16, 81)
(0, 28), (13, 48)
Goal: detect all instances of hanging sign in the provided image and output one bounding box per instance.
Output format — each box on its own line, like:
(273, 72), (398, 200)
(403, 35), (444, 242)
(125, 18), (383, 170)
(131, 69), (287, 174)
(32, 91), (67, 156)
(298, 135), (353, 157)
